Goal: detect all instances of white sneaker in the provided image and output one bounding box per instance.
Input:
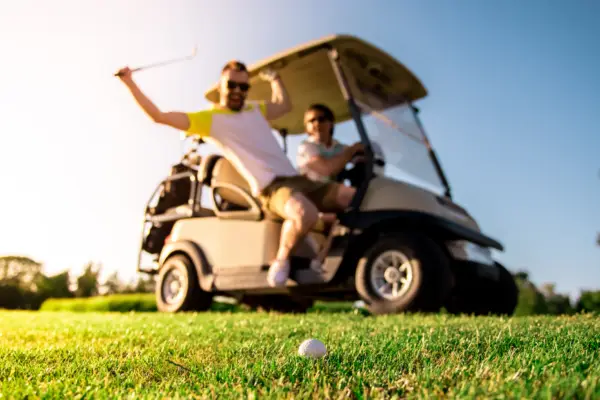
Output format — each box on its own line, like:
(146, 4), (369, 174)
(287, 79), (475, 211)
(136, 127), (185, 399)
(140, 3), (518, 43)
(310, 259), (324, 273)
(267, 259), (290, 287)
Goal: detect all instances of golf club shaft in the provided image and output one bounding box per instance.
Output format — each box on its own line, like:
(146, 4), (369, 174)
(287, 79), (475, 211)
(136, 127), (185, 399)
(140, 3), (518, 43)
(114, 47), (197, 77)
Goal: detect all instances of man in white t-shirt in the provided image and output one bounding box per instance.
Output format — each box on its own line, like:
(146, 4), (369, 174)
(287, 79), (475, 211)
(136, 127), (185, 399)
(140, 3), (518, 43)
(297, 103), (365, 183)
(116, 60), (357, 287)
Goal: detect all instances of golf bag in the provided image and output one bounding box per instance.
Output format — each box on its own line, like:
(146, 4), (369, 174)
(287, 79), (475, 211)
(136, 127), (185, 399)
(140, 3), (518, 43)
(142, 162), (197, 255)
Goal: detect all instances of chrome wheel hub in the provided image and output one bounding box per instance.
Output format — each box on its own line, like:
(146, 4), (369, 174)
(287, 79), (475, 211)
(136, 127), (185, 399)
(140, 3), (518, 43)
(162, 268), (185, 304)
(369, 250), (414, 300)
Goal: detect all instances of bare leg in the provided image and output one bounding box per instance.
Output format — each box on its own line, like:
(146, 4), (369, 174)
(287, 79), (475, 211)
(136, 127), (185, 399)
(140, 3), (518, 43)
(336, 185), (356, 208)
(267, 193), (319, 287)
(310, 219), (339, 272)
(310, 185), (357, 271)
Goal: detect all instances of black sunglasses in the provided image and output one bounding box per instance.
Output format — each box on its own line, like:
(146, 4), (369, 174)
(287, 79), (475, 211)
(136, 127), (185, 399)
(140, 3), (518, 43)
(227, 80), (250, 92)
(305, 115), (330, 124)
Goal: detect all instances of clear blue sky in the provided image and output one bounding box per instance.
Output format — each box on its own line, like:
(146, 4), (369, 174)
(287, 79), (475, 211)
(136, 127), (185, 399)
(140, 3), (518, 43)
(1, 0), (598, 298)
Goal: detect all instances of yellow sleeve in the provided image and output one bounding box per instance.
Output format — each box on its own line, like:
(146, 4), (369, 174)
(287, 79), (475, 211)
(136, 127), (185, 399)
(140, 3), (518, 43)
(258, 101), (268, 118)
(186, 110), (213, 137)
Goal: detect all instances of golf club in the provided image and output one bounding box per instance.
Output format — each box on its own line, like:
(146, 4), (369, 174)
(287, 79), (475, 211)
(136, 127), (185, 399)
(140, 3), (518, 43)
(114, 45), (197, 77)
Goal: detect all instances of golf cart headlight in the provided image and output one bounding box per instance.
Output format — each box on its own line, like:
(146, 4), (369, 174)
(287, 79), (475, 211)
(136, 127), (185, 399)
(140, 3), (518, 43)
(446, 240), (495, 266)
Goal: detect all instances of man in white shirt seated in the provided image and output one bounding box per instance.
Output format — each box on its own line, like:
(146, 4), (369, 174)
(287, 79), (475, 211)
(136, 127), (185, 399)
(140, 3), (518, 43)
(296, 103), (367, 184)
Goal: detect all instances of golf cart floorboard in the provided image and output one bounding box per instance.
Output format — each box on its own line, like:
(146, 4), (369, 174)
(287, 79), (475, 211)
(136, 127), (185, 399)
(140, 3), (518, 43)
(212, 255), (344, 290)
(213, 270), (322, 290)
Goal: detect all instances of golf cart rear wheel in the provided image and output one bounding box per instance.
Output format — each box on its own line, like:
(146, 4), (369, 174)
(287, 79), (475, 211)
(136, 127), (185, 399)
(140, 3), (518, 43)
(156, 254), (212, 312)
(355, 233), (452, 315)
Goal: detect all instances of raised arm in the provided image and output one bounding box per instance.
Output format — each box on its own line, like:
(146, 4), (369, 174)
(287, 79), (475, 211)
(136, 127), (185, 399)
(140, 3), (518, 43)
(260, 69), (292, 121)
(116, 66), (190, 131)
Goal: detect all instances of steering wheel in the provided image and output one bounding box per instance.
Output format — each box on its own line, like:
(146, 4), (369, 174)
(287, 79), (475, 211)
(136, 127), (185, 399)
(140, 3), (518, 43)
(335, 150), (385, 186)
(336, 151), (368, 186)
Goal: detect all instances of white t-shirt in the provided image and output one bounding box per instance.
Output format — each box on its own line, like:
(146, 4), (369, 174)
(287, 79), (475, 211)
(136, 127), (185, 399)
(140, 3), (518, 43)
(185, 101), (297, 196)
(296, 136), (346, 182)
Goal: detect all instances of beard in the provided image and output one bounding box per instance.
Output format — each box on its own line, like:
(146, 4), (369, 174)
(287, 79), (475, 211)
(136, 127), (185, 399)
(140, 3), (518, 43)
(226, 92), (245, 111)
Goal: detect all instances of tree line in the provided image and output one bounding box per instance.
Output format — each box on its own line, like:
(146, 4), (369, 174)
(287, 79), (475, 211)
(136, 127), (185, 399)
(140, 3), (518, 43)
(0, 256), (154, 310)
(0, 255), (599, 314)
(512, 271), (599, 316)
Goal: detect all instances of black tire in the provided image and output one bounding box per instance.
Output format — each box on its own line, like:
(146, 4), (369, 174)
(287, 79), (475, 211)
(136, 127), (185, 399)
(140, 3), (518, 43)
(241, 295), (314, 314)
(355, 233), (453, 315)
(444, 262), (519, 316)
(155, 254), (212, 312)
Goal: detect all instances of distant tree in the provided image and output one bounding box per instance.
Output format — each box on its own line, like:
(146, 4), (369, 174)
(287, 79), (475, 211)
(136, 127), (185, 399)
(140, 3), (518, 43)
(0, 255), (44, 292)
(75, 262), (101, 297)
(0, 256), (48, 309)
(100, 271), (124, 295)
(514, 271), (530, 281)
(133, 274), (155, 293)
(513, 270), (549, 316)
(540, 283), (574, 315)
(575, 290), (600, 313)
(116, 274), (155, 294)
(0, 283), (28, 309)
(38, 270), (73, 299)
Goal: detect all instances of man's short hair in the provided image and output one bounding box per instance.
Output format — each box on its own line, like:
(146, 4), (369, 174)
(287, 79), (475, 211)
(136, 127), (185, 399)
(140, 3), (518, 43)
(222, 60), (248, 75)
(306, 103), (335, 122)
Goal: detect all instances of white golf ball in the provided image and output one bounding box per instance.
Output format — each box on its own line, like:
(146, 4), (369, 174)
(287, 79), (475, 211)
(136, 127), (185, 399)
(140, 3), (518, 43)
(298, 338), (327, 358)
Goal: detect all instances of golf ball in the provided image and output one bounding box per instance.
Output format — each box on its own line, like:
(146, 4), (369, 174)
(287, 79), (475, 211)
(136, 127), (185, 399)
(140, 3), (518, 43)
(298, 338), (327, 358)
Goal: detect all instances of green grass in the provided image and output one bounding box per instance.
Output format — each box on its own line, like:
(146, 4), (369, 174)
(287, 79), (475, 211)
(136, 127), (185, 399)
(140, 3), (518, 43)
(38, 293), (356, 314)
(1, 310), (598, 399)
(39, 293), (158, 312)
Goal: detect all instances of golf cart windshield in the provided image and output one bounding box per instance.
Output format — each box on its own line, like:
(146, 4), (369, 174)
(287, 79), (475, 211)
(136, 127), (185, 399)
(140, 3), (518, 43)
(358, 101), (446, 194)
(330, 102), (445, 194)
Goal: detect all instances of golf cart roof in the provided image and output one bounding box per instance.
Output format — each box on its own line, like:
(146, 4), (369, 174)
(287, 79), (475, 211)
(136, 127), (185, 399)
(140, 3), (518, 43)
(204, 34), (427, 135)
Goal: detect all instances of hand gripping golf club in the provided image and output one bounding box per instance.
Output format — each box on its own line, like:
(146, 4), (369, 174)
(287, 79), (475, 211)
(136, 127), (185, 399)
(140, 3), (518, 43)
(114, 45), (197, 77)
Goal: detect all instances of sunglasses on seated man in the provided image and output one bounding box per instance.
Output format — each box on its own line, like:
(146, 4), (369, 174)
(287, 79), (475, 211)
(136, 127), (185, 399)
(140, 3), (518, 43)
(305, 115), (332, 124)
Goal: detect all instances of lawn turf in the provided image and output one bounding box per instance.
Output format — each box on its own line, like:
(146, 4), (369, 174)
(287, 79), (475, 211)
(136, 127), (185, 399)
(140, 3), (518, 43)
(0, 310), (598, 399)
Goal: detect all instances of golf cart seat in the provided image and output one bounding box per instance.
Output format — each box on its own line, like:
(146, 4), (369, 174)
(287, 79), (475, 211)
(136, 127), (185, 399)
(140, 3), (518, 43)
(200, 154), (331, 232)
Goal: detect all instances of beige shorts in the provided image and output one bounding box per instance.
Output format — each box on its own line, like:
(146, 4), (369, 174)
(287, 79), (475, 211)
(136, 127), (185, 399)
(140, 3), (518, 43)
(258, 175), (342, 218)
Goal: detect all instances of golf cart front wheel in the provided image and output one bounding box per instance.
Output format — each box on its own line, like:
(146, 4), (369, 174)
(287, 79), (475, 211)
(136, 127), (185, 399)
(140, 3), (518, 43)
(156, 254), (212, 312)
(355, 233), (452, 315)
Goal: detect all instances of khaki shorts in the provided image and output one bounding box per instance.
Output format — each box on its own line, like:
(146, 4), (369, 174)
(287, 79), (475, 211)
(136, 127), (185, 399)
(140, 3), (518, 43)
(258, 175), (341, 218)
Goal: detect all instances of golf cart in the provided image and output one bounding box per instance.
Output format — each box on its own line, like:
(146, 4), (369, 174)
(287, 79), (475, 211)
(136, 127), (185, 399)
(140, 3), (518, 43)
(137, 34), (518, 315)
